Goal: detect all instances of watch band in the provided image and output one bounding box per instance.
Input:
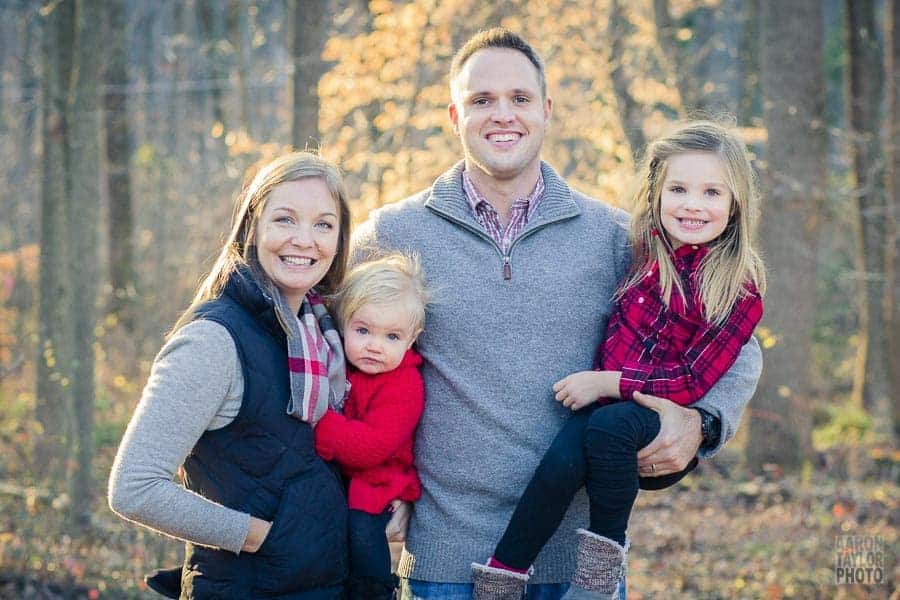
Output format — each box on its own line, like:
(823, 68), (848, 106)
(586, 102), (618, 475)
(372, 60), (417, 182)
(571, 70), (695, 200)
(695, 408), (721, 451)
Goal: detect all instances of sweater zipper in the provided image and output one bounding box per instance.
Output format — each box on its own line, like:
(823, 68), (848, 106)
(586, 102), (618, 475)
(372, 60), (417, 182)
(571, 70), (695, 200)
(426, 205), (507, 277)
(501, 223), (559, 280)
(427, 205), (576, 281)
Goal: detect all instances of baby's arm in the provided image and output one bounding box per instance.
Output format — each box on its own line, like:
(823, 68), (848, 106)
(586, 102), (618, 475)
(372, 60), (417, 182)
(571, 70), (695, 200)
(619, 290), (763, 405)
(314, 369), (424, 469)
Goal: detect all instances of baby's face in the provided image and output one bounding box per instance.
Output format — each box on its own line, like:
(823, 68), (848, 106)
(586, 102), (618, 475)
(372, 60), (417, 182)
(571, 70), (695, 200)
(343, 301), (418, 375)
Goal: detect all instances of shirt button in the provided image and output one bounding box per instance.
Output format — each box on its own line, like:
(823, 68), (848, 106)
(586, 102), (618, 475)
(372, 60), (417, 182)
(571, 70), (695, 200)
(692, 245), (699, 249)
(638, 296), (645, 303)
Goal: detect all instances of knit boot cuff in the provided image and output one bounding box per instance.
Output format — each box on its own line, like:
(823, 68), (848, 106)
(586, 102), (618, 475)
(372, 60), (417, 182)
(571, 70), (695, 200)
(471, 562), (534, 581)
(571, 529), (629, 594)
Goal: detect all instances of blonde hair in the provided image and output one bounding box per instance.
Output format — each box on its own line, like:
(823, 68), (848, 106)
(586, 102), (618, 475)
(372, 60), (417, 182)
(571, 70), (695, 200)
(616, 120), (766, 325)
(170, 151), (352, 336)
(332, 253), (430, 336)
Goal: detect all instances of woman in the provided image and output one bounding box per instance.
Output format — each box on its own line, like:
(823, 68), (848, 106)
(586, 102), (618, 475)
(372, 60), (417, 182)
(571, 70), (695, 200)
(109, 151), (352, 599)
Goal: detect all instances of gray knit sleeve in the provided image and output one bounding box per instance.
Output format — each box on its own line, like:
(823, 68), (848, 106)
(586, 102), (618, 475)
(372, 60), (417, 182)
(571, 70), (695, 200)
(349, 210), (389, 267)
(692, 335), (762, 457)
(107, 320), (250, 554)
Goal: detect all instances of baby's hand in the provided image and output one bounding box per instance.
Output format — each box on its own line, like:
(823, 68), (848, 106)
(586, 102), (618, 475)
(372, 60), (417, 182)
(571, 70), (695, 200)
(553, 371), (607, 410)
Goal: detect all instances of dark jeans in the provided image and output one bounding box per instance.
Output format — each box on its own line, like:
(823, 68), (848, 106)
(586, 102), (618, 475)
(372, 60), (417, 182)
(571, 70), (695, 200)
(348, 508), (396, 600)
(494, 402), (697, 569)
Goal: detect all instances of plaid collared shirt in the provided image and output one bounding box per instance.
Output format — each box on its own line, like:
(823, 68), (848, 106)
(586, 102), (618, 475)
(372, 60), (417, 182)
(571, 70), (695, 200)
(597, 244), (763, 406)
(462, 171), (544, 254)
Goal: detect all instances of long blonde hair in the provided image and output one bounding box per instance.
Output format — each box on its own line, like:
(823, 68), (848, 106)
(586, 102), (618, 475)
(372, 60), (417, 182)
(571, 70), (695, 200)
(170, 151), (352, 336)
(616, 121), (766, 325)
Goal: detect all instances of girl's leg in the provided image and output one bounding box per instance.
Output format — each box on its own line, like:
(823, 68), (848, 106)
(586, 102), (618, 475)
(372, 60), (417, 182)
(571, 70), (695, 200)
(347, 508), (395, 600)
(583, 402), (671, 544)
(560, 402), (667, 600)
(492, 408), (594, 569)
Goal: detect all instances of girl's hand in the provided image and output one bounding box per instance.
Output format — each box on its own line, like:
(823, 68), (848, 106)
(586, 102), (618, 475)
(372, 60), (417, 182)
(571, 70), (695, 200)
(553, 371), (618, 410)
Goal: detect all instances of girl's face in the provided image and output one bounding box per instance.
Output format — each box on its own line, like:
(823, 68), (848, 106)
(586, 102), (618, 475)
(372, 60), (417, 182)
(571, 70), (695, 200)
(255, 178), (340, 313)
(659, 152), (733, 249)
(342, 299), (418, 375)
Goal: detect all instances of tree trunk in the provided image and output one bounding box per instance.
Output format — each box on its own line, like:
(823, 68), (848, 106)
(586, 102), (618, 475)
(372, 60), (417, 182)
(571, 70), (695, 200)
(702, 0), (743, 116)
(104, 0), (136, 334)
(228, 0), (252, 134)
(197, 0), (228, 136)
(653, 0), (697, 114)
(738, 0), (763, 125)
(12, 4), (39, 353)
(291, 0), (329, 149)
(886, 0), (900, 438)
(654, 0), (744, 117)
(845, 0), (892, 443)
(67, 0), (102, 529)
(37, 0), (75, 485)
(608, 0), (645, 159)
(747, 0), (825, 472)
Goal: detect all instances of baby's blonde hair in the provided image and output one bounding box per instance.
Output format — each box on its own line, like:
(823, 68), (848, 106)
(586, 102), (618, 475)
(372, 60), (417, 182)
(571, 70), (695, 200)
(332, 253), (430, 335)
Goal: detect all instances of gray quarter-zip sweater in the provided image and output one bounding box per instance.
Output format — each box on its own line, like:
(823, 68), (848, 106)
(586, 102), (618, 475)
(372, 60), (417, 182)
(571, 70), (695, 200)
(351, 161), (762, 583)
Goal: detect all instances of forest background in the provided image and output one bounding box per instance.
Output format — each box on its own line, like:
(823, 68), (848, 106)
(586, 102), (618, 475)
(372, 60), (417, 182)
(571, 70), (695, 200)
(0, 0), (897, 598)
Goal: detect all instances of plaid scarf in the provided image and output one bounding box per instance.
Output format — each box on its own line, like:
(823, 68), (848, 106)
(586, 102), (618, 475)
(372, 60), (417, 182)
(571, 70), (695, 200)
(270, 285), (347, 424)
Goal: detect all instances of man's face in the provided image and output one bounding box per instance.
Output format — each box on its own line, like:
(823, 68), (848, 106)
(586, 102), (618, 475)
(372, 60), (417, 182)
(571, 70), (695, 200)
(449, 48), (552, 184)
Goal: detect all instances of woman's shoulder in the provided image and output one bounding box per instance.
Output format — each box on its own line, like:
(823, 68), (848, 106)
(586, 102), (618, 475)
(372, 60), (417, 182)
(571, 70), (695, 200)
(155, 320), (242, 391)
(164, 319), (237, 358)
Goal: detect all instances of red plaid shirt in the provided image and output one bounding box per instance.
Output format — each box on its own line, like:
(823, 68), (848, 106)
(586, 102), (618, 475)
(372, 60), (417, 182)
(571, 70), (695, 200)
(597, 244), (763, 406)
(462, 171), (544, 254)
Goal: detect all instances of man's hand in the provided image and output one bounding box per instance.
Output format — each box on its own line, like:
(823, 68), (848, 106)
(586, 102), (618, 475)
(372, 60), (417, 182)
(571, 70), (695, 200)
(634, 392), (701, 476)
(553, 371), (618, 410)
(385, 500), (411, 542)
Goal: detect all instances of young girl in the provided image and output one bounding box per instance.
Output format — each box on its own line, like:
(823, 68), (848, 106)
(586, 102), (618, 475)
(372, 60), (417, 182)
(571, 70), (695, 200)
(471, 121), (766, 600)
(314, 252), (430, 600)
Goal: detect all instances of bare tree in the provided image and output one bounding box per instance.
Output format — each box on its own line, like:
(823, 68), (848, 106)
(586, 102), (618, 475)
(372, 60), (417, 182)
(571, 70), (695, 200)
(608, 0), (645, 159)
(37, 0), (75, 484)
(67, 0), (102, 529)
(104, 0), (136, 333)
(845, 0), (892, 442)
(291, 0), (329, 149)
(886, 0), (900, 437)
(747, 0), (826, 471)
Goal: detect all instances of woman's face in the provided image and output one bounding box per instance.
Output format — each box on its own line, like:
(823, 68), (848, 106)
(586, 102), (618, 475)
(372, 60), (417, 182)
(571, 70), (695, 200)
(255, 178), (340, 313)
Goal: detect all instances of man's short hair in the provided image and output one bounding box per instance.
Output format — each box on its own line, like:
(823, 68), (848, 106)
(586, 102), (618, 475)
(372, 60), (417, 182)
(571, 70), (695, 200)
(449, 27), (547, 99)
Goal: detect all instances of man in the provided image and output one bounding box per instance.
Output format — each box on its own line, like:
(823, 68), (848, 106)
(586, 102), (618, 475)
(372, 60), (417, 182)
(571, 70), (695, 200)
(353, 28), (761, 600)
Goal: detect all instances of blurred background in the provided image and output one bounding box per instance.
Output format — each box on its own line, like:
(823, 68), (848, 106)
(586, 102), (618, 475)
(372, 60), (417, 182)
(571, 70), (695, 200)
(0, 0), (897, 597)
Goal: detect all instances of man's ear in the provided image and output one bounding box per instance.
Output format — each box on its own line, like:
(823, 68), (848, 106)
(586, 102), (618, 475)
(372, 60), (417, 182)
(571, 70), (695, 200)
(448, 102), (460, 136)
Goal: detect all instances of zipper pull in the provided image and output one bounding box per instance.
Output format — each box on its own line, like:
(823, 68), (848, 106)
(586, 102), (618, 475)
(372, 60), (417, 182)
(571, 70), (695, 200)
(503, 256), (511, 280)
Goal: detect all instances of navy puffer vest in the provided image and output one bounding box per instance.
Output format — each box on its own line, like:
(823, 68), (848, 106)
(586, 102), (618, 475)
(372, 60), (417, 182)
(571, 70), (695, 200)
(181, 271), (348, 599)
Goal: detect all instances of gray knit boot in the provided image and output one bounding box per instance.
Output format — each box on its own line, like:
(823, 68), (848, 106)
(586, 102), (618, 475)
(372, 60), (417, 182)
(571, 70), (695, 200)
(471, 562), (529, 600)
(560, 529), (628, 600)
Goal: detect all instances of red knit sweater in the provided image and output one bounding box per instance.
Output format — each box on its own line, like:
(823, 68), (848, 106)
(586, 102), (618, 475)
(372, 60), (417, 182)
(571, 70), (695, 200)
(314, 348), (424, 514)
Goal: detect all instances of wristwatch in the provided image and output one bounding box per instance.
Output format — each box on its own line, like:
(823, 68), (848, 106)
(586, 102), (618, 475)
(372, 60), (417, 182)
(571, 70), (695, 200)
(694, 408), (721, 451)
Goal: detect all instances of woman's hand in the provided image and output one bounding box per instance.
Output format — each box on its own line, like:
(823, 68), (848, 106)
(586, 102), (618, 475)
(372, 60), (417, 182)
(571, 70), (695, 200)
(385, 500), (411, 542)
(553, 371), (619, 410)
(241, 516), (273, 553)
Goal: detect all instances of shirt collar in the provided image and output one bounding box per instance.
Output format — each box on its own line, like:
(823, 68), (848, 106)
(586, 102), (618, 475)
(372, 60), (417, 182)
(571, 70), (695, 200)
(672, 243), (708, 268)
(461, 170), (545, 218)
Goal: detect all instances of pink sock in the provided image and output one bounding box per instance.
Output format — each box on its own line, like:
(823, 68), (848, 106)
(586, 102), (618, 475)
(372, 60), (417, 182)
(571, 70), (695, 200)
(487, 556), (529, 574)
